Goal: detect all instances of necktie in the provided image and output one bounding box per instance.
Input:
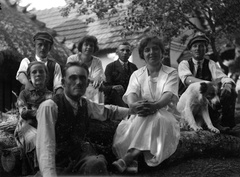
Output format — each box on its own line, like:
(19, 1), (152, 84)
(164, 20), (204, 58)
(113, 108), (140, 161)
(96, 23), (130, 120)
(123, 63), (128, 71)
(195, 62), (202, 79)
(76, 101), (82, 116)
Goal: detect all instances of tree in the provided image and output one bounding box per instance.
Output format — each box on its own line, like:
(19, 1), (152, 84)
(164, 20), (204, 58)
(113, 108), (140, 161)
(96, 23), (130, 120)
(61, 0), (240, 64)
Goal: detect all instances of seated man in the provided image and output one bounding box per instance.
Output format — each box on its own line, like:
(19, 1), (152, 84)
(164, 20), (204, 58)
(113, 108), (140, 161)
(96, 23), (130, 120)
(102, 42), (137, 107)
(36, 62), (134, 177)
(16, 31), (63, 94)
(178, 32), (237, 130)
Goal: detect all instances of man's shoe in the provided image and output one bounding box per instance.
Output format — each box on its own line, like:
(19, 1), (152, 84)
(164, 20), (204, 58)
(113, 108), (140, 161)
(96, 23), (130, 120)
(126, 160), (138, 173)
(112, 159), (126, 173)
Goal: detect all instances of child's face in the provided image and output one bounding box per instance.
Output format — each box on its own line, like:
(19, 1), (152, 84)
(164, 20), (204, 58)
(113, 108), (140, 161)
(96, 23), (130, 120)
(29, 63), (47, 89)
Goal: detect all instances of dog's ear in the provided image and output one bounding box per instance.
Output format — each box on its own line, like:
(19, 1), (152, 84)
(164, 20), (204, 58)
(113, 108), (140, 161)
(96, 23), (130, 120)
(200, 82), (208, 94)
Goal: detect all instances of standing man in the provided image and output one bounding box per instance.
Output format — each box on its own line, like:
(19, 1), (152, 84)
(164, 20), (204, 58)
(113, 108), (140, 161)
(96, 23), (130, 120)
(103, 42), (138, 107)
(178, 33), (237, 131)
(16, 31), (63, 94)
(36, 62), (133, 177)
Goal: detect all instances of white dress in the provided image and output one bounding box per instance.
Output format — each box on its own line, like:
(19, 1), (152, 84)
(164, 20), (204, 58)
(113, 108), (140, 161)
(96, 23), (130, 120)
(67, 54), (105, 103)
(113, 65), (180, 167)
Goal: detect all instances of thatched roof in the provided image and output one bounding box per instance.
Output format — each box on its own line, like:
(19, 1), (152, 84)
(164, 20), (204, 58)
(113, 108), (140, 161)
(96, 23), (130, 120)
(0, 0), (71, 65)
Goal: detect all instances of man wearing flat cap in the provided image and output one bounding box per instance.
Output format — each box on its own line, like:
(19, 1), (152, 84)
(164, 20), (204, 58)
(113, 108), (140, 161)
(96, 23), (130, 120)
(178, 32), (237, 131)
(16, 31), (63, 94)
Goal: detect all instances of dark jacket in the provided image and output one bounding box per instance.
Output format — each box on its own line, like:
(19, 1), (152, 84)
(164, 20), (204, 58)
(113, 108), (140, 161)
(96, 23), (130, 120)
(104, 60), (137, 106)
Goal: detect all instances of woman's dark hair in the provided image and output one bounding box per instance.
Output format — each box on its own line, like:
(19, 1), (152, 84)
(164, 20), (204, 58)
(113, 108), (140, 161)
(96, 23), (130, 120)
(77, 35), (99, 53)
(138, 36), (165, 60)
(62, 62), (89, 77)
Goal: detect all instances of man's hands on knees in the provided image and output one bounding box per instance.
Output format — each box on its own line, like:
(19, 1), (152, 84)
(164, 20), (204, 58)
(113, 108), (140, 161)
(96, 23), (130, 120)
(221, 83), (232, 98)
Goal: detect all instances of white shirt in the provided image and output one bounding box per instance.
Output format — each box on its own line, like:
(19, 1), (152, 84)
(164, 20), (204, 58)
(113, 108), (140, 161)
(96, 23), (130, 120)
(178, 58), (234, 86)
(36, 95), (129, 177)
(118, 59), (129, 67)
(16, 55), (63, 91)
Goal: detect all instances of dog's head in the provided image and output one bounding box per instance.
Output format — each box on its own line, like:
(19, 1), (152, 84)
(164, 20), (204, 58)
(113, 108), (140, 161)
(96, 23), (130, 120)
(199, 82), (220, 109)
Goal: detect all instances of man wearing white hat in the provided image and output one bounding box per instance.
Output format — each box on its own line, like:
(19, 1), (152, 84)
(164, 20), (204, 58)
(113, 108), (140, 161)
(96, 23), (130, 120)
(178, 32), (237, 131)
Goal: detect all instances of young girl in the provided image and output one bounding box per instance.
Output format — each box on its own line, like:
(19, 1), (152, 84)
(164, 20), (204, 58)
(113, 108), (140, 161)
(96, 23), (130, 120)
(14, 61), (53, 174)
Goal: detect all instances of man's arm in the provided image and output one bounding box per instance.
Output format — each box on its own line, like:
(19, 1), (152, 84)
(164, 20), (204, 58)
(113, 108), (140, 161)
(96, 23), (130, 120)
(18, 73), (35, 89)
(16, 58), (35, 89)
(36, 100), (58, 177)
(178, 60), (204, 86)
(184, 76), (204, 86)
(53, 63), (63, 94)
(209, 60), (235, 85)
(87, 99), (131, 121)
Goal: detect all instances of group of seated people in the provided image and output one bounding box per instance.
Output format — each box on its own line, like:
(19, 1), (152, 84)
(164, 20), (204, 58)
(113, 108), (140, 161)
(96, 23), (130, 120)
(13, 31), (237, 177)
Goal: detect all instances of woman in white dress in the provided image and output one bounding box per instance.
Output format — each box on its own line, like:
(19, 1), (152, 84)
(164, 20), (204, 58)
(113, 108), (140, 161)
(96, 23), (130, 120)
(112, 36), (180, 173)
(67, 35), (105, 103)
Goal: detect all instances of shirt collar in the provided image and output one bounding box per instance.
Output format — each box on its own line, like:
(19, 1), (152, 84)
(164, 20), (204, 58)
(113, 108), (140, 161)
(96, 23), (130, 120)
(35, 55), (48, 63)
(118, 59), (128, 65)
(28, 86), (48, 92)
(192, 57), (204, 65)
(64, 93), (82, 110)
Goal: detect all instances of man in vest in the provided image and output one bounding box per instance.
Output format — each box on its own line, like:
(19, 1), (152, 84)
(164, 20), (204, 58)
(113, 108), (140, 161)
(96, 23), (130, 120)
(102, 42), (138, 107)
(36, 62), (133, 177)
(178, 32), (237, 131)
(16, 31), (63, 94)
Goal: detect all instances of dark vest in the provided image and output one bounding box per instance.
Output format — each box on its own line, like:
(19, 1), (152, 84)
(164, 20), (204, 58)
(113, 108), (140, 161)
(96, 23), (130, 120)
(179, 58), (212, 96)
(52, 94), (89, 162)
(29, 57), (56, 92)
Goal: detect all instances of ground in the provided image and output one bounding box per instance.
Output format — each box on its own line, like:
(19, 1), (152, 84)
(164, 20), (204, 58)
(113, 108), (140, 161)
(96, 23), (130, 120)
(1, 105), (240, 177)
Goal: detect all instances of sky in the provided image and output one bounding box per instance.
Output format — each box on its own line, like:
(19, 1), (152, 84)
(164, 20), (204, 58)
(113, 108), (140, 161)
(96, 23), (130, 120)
(19, 0), (67, 10)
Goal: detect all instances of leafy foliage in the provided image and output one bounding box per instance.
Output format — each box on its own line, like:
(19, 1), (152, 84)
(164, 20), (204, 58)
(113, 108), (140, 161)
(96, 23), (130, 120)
(61, 0), (240, 57)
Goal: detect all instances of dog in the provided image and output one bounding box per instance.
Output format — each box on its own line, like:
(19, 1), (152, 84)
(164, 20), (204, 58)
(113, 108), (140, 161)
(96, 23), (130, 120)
(177, 82), (220, 133)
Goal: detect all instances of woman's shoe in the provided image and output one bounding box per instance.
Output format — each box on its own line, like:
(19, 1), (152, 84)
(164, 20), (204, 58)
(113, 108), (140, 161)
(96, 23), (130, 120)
(112, 159), (126, 173)
(126, 160), (138, 173)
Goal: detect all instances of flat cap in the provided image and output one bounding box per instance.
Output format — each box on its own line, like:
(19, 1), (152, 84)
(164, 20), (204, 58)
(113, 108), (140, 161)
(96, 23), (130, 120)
(33, 31), (54, 45)
(187, 33), (210, 49)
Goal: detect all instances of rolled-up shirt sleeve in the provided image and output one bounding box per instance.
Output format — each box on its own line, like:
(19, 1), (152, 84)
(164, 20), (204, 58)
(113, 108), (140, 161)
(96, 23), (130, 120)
(86, 99), (129, 121)
(36, 99), (58, 177)
(163, 70), (179, 98)
(16, 58), (30, 80)
(53, 63), (63, 91)
(178, 60), (193, 85)
(209, 60), (235, 85)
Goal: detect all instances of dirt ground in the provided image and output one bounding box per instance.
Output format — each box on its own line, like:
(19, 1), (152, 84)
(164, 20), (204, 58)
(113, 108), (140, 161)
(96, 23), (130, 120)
(1, 103), (240, 177)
